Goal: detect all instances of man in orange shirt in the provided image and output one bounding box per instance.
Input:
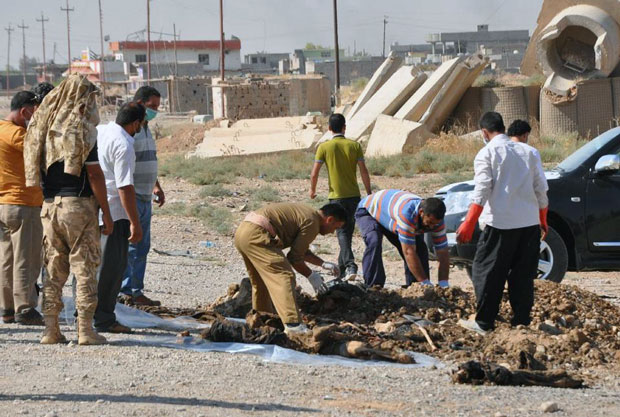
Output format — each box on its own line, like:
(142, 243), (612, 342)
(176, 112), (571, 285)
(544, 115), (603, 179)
(0, 91), (44, 325)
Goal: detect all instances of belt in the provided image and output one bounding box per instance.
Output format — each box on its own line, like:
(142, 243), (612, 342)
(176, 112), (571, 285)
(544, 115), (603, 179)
(244, 212), (277, 237)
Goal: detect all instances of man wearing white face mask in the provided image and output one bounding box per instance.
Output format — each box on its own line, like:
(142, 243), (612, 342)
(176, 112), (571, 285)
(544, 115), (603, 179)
(0, 91), (44, 325)
(119, 86), (165, 307)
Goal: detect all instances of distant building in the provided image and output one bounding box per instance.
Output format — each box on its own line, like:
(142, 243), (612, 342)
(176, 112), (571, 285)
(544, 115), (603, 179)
(243, 52), (290, 73)
(108, 39), (242, 72)
(426, 25), (529, 70)
(307, 56), (385, 88)
(302, 47), (346, 63)
(390, 43), (434, 59)
(66, 49), (127, 83)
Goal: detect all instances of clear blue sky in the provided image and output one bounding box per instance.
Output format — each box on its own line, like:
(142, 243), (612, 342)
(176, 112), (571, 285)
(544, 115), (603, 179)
(0, 0), (544, 68)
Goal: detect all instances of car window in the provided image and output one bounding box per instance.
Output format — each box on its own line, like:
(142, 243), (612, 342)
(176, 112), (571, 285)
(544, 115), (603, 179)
(556, 127), (620, 172)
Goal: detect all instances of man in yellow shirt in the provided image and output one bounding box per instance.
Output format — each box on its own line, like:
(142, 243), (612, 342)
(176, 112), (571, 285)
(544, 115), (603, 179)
(0, 91), (44, 325)
(310, 113), (372, 280)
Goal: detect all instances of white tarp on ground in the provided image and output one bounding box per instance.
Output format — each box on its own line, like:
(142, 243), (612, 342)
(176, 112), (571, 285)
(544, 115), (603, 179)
(56, 297), (442, 369)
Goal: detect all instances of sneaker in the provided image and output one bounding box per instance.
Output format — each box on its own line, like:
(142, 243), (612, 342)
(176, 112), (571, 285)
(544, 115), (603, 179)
(419, 279), (433, 286)
(15, 309), (45, 326)
(132, 294), (161, 307)
(437, 280), (450, 289)
(2, 315), (15, 324)
(344, 267), (358, 281)
(458, 319), (489, 336)
(284, 323), (312, 336)
(96, 321), (133, 334)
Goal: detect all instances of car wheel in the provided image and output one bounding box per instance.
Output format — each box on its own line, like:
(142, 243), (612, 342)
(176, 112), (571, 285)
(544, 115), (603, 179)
(539, 226), (568, 283)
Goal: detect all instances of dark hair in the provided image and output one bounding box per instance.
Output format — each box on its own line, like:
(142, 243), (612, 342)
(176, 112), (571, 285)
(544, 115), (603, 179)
(479, 111), (505, 134)
(116, 102), (146, 126)
(320, 203), (348, 223)
(507, 119), (531, 137)
(328, 113), (346, 134)
(32, 82), (55, 104)
(419, 198), (446, 220)
(10, 91), (38, 111)
(134, 86), (161, 103)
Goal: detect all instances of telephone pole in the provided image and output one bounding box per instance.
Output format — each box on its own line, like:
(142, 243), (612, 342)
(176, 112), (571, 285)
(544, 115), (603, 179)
(98, 0), (106, 100)
(173, 23), (178, 77)
(332, 0), (340, 101)
(146, 0), (151, 84)
(36, 13), (49, 82)
(17, 20), (28, 87)
(61, 0), (74, 73)
(219, 0), (225, 117)
(382, 15), (388, 58)
(5, 24), (14, 96)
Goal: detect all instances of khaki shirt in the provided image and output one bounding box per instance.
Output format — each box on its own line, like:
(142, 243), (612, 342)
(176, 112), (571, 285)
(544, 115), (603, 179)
(256, 203), (321, 264)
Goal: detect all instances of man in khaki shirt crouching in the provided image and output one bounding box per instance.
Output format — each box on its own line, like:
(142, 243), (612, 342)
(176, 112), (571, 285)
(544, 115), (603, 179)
(234, 203), (346, 335)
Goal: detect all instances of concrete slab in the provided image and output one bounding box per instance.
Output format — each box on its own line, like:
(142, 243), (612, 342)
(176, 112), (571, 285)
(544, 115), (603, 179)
(394, 57), (462, 122)
(347, 52), (403, 119)
(344, 66), (427, 140)
(365, 115), (429, 157)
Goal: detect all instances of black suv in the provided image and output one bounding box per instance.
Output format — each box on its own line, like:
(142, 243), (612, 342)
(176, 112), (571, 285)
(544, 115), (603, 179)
(427, 127), (620, 283)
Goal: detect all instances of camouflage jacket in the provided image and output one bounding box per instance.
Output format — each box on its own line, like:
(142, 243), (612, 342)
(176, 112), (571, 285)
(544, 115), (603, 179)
(24, 74), (100, 187)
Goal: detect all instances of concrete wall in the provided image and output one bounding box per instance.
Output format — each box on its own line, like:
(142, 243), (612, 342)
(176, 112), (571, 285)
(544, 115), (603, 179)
(289, 77), (331, 115)
(169, 78), (211, 114)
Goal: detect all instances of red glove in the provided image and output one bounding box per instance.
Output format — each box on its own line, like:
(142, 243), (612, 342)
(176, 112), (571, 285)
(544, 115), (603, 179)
(456, 203), (483, 243)
(539, 207), (549, 240)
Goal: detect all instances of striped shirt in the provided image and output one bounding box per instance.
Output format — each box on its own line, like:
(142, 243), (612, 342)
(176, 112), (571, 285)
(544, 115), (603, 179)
(359, 189), (448, 249)
(133, 124), (158, 202)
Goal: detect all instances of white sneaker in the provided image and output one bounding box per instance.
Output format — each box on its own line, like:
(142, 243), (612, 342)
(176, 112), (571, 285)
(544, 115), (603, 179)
(344, 268), (358, 281)
(438, 280), (450, 289)
(284, 323), (312, 336)
(458, 319), (488, 336)
(419, 279), (433, 286)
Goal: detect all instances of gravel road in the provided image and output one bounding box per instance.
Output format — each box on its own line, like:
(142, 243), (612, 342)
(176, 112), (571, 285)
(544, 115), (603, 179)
(1, 177), (619, 417)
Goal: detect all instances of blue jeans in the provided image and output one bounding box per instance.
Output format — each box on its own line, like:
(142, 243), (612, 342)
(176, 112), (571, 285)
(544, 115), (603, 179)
(121, 199), (152, 297)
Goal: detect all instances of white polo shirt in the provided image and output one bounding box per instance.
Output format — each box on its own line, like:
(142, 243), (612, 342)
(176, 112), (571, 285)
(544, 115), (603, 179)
(97, 122), (136, 222)
(471, 134), (549, 230)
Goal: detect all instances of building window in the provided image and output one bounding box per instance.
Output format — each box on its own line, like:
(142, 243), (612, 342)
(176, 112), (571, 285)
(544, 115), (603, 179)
(321, 51), (331, 57)
(251, 57), (258, 64)
(135, 54), (147, 63)
(260, 57), (267, 64)
(198, 54), (210, 64)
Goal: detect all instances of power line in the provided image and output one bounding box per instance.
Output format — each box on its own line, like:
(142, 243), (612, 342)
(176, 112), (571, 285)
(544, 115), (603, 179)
(36, 12), (49, 82)
(5, 24), (14, 95)
(60, 0), (74, 74)
(17, 20), (28, 86)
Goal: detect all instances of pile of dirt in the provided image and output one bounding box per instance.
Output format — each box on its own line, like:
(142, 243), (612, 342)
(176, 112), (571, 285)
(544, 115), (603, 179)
(157, 122), (215, 154)
(144, 279), (620, 385)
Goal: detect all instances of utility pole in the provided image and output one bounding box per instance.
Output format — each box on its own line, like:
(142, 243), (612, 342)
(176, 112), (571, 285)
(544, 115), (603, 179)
(36, 12), (49, 82)
(98, 0), (106, 101)
(332, 0), (340, 102)
(61, 0), (74, 73)
(382, 16), (388, 58)
(173, 23), (178, 77)
(18, 20), (28, 87)
(219, 0), (225, 118)
(146, 0), (151, 84)
(5, 24), (14, 96)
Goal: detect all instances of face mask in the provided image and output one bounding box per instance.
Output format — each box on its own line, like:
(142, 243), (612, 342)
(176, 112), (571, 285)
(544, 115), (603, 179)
(25, 119), (31, 128)
(145, 108), (158, 121)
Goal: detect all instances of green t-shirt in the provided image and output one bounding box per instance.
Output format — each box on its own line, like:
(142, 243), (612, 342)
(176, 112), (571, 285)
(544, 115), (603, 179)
(315, 135), (364, 199)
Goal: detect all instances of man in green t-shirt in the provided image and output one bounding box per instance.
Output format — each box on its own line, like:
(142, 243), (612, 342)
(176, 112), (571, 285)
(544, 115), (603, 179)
(310, 113), (372, 280)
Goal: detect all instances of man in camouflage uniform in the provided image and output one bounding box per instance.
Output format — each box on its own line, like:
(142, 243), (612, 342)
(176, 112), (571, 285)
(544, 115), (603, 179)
(24, 75), (113, 345)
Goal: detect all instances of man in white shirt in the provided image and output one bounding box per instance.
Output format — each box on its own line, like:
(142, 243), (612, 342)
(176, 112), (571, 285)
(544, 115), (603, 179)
(94, 102), (145, 333)
(457, 112), (548, 335)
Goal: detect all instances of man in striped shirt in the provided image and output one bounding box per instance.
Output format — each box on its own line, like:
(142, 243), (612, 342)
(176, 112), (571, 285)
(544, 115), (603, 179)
(355, 189), (451, 288)
(120, 86), (165, 307)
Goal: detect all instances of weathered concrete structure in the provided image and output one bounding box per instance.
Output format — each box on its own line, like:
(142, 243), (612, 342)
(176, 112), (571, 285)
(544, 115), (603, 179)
(306, 57), (386, 88)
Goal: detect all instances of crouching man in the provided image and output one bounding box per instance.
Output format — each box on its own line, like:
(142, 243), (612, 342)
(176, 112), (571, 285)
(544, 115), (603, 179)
(234, 203), (346, 335)
(356, 189), (450, 288)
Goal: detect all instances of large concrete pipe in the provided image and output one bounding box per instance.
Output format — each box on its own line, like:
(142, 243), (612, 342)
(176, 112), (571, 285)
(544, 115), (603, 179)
(537, 4), (620, 96)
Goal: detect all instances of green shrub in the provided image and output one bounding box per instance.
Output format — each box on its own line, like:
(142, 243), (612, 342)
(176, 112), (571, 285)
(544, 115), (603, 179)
(199, 184), (232, 198)
(155, 202), (233, 235)
(249, 185), (281, 202)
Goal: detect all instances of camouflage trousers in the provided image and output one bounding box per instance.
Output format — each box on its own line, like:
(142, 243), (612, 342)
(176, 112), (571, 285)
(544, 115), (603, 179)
(41, 196), (100, 316)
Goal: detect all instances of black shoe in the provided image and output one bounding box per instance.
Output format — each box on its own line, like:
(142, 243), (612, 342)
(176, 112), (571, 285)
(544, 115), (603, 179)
(15, 309), (45, 326)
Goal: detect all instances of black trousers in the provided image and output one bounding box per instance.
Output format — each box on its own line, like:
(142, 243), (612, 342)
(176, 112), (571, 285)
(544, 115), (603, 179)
(472, 225), (539, 330)
(94, 219), (130, 329)
(330, 197), (360, 276)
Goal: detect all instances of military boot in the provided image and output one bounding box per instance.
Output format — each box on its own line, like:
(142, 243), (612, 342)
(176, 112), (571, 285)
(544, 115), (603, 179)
(40, 315), (67, 344)
(77, 313), (107, 345)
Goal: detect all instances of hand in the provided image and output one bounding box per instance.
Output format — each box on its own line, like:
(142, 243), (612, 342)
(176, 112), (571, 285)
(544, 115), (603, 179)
(456, 203), (484, 244)
(129, 222), (143, 244)
(539, 207), (549, 240)
(153, 184), (165, 207)
(321, 261), (340, 277)
(307, 271), (327, 295)
(101, 211), (114, 236)
(309, 190), (317, 200)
